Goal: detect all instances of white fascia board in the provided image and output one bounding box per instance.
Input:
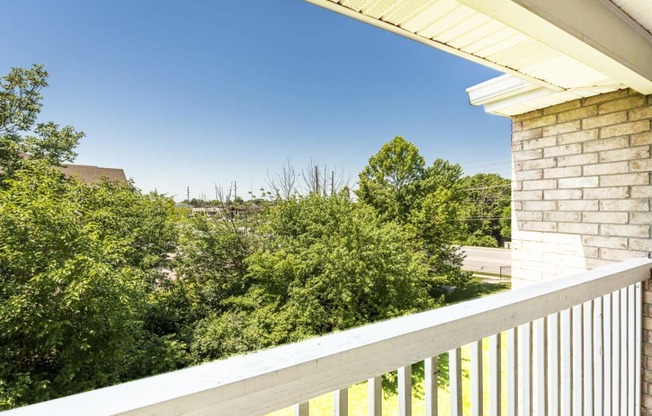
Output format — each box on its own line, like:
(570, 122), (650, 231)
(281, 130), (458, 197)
(466, 74), (542, 106)
(304, 0), (563, 92)
(457, 0), (652, 94)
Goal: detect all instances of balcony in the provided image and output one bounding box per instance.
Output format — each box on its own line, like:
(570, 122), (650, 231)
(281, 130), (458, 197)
(4, 257), (650, 416)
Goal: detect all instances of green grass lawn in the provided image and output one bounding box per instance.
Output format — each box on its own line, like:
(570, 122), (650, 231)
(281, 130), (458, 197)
(268, 278), (511, 415)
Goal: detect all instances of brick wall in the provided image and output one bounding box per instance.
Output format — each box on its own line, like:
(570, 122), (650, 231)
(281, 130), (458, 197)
(511, 88), (652, 413)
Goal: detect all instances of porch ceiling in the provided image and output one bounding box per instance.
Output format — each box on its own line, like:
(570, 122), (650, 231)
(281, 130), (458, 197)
(306, 0), (652, 116)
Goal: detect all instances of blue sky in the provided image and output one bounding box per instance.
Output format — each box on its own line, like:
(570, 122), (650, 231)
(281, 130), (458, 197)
(2, 0), (511, 201)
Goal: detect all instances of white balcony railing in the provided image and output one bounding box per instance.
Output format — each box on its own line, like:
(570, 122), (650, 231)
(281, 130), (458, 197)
(4, 258), (651, 416)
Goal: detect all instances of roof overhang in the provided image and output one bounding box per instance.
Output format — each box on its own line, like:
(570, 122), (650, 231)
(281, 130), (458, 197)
(305, 0), (652, 116)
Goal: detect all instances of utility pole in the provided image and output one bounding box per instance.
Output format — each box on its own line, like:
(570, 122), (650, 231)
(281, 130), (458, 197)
(314, 165), (319, 195)
(233, 181), (237, 201)
(331, 171), (335, 196)
(186, 186), (190, 209)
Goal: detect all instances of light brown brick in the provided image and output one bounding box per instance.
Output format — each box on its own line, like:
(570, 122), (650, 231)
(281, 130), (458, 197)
(600, 173), (649, 187)
(522, 221), (557, 232)
(515, 170), (543, 180)
(582, 235), (628, 249)
(599, 199), (648, 211)
(557, 129), (598, 145)
(522, 179), (557, 190)
(599, 248), (646, 261)
(523, 201), (557, 211)
(521, 158), (557, 170)
(631, 159), (652, 172)
(543, 166), (582, 179)
(582, 89), (630, 106)
(542, 121), (581, 136)
(582, 161), (629, 176)
(583, 136), (628, 152)
(523, 136), (556, 150)
(513, 149), (543, 161)
(632, 186), (652, 198)
(601, 224), (649, 238)
(629, 106), (652, 121)
(631, 212), (652, 224)
(600, 120), (650, 138)
(558, 222), (599, 235)
(599, 146), (649, 162)
(583, 211), (628, 224)
(513, 128), (543, 141)
(513, 190), (543, 201)
(544, 144), (581, 158)
(512, 121), (522, 132)
(514, 109), (543, 122)
(557, 153), (598, 167)
(557, 105), (598, 122)
(582, 111), (628, 129)
(629, 238), (652, 251)
(517, 211), (543, 221)
(544, 211), (581, 222)
(543, 189), (582, 200)
(632, 132), (652, 146)
(557, 200), (599, 211)
(583, 186), (630, 199)
(598, 96), (646, 114)
(543, 99), (581, 115)
(558, 176), (599, 188)
(522, 114), (557, 130)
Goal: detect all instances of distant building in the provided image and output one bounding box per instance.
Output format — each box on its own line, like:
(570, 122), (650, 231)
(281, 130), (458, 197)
(60, 164), (127, 183)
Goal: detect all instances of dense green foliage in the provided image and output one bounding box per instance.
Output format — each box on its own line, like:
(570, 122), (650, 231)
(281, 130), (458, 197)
(0, 163), (181, 408)
(0, 67), (509, 409)
(460, 173), (511, 247)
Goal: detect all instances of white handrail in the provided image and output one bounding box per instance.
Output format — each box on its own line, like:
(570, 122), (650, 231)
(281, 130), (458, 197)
(5, 258), (651, 416)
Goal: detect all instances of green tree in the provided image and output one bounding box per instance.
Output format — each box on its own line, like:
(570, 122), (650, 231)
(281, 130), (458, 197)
(357, 137), (470, 291)
(189, 194), (437, 360)
(0, 162), (181, 408)
(460, 173), (511, 247)
(0, 65), (84, 180)
(357, 137), (426, 222)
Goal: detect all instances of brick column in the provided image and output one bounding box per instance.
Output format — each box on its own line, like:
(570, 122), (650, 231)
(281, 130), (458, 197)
(510, 89), (652, 413)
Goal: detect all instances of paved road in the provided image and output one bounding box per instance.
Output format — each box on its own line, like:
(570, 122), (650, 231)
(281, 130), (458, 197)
(460, 246), (511, 277)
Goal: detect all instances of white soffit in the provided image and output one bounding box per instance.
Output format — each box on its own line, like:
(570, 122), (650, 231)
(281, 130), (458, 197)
(306, 0), (652, 116)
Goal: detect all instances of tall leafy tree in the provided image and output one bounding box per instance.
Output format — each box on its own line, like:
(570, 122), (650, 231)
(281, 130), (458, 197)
(0, 65), (84, 180)
(357, 137), (470, 290)
(0, 162), (181, 408)
(357, 137), (426, 222)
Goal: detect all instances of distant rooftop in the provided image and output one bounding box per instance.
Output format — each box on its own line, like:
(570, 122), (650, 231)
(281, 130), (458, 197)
(60, 164), (127, 183)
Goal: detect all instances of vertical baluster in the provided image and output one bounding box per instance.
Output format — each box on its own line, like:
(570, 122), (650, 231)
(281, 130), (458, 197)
(548, 313), (560, 415)
(628, 284), (636, 416)
(471, 340), (483, 416)
(613, 290), (621, 414)
(571, 304), (583, 415)
(593, 296), (604, 416)
(489, 333), (502, 416)
(535, 318), (547, 416)
(506, 328), (518, 416)
(620, 287), (629, 415)
(398, 366), (412, 416)
(635, 283), (642, 413)
(425, 356), (438, 416)
(450, 348), (463, 416)
(560, 308), (572, 415)
(583, 301), (593, 416)
(519, 323), (532, 416)
(604, 293), (613, 415)
(295, 402), (309, 416)
(334, 388), (348, 416)
(368, 377), (382, 416)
